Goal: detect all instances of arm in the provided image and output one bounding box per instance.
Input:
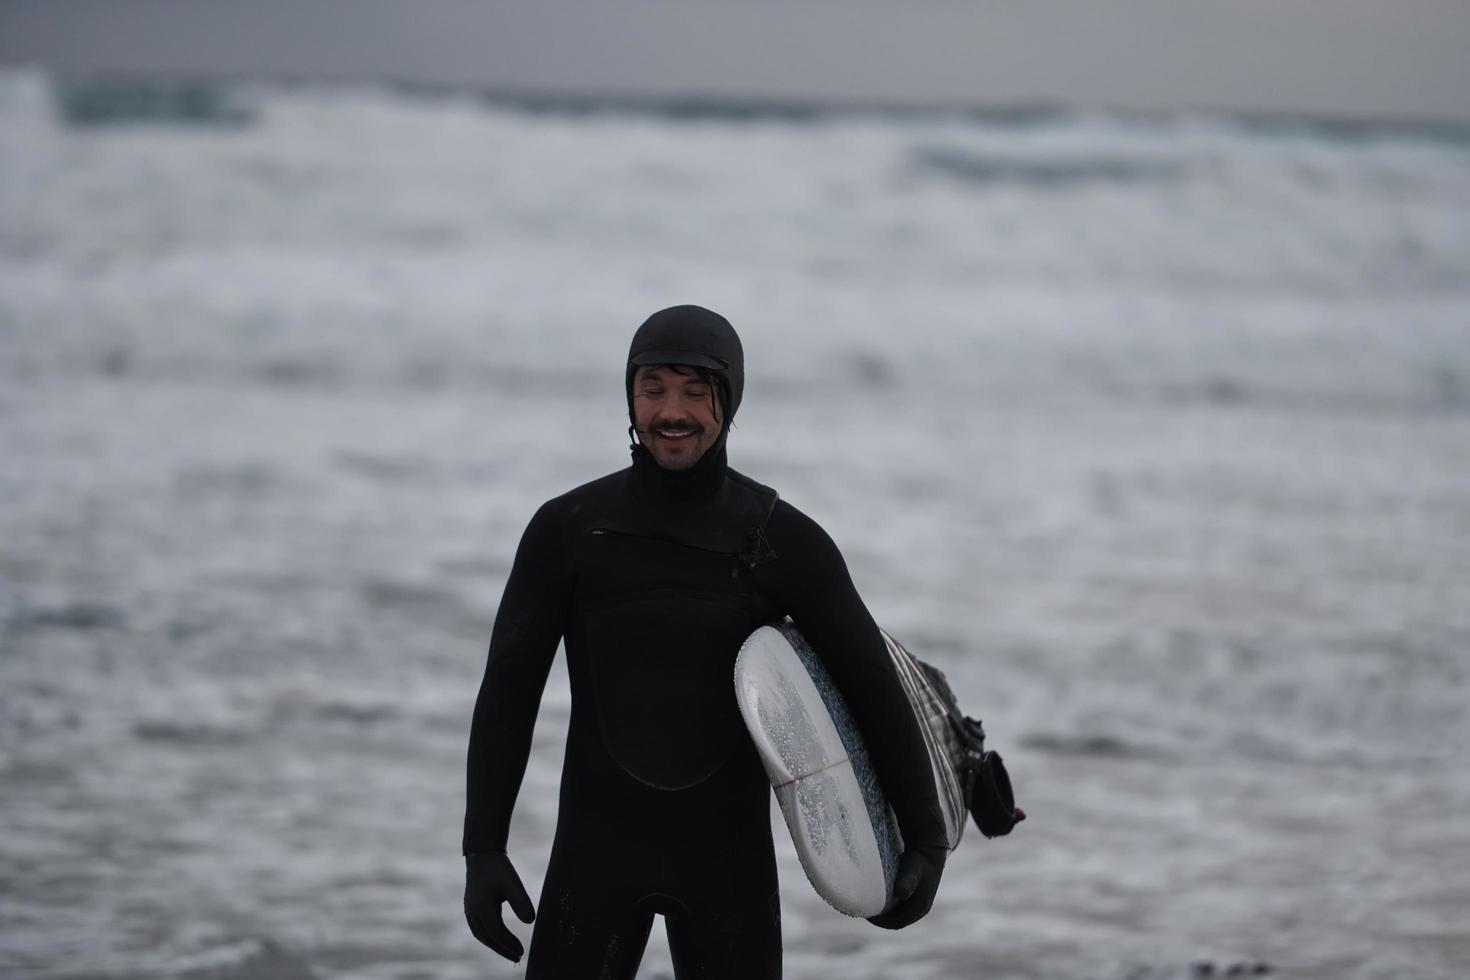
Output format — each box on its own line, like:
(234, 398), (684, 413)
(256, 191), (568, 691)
(761, 501), (947, 848)
(463, 500), (569, 962)
(759, 502), (949, 925)
(463, 499), (570, 855)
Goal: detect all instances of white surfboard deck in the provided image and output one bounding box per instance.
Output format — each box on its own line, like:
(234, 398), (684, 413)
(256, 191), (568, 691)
(734, 623), (900, 917)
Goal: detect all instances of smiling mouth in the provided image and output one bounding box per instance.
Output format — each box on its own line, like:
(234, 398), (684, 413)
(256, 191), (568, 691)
(655, 427), (699, 440)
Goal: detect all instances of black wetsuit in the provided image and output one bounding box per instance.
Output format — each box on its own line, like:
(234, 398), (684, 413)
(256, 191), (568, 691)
(463, 440), (948, 979)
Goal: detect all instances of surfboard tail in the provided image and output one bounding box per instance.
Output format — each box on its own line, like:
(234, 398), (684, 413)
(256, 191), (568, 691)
(882, 631), (1025, 842)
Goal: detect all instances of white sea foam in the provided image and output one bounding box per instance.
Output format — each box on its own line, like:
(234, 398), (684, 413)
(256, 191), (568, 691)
(2, 69), (1468, 979)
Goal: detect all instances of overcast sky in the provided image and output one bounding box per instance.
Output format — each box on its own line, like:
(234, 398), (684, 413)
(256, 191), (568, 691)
(3, 0), (1469, 122)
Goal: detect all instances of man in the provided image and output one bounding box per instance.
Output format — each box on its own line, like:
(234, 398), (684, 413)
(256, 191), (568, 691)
(463, 305), (948, 979)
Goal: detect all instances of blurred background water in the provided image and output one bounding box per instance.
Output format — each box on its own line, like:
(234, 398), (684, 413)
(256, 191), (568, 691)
(2, 68), (1469, 979)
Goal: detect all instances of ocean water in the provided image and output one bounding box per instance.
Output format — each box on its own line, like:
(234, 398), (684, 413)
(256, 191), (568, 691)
(2, 70), (1469, 979)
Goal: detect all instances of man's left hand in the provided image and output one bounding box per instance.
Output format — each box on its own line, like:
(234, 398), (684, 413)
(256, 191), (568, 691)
(867, 843), (947, 929)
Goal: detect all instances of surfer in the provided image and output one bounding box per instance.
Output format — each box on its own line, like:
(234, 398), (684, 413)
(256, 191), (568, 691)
(463, 305), (950, 978)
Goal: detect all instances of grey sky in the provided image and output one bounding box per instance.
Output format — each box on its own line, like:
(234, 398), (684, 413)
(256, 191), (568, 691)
(3, 0), (1469, 121)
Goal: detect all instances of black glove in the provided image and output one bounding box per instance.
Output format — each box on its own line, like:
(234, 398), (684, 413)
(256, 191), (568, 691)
(464, 851), (536, 962)
(867, 843), (947, 930)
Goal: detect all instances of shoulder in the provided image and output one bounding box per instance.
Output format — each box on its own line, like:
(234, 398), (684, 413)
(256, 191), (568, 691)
(525, 467), (630, 534)
(725, 466), (780, 521)
(550, 467), (628, 510)
(765, 496), (845, 562)
(726, 466), (778, 502)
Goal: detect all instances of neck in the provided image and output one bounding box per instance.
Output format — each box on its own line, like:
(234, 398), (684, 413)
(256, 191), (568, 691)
(630, 438), (729, 501)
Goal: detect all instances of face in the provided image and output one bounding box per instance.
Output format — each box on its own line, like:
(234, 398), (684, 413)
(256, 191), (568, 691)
(632, 364), (724, 470)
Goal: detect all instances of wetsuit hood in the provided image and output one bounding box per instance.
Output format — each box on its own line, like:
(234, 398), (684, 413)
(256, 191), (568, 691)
(625, 305), (745, 433)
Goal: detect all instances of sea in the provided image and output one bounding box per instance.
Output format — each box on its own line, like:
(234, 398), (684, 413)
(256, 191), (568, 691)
(2, 70), (1468, 980)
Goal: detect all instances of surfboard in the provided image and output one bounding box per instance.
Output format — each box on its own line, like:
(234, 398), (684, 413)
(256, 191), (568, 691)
(735, 621), (979, 916)
(734, 622), (901, 916)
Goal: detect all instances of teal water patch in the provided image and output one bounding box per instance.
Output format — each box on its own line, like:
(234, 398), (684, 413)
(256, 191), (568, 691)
(912, 144), (1187, 187)
(56, 78), (255, 128)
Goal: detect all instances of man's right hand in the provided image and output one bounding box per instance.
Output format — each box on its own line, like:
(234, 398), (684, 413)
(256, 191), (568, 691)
(464, 852), (536, 962)
(867, 843), (947, 930)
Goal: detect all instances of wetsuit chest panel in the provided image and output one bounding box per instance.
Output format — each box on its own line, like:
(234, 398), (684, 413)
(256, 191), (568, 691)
(575, 528), (775, 789)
